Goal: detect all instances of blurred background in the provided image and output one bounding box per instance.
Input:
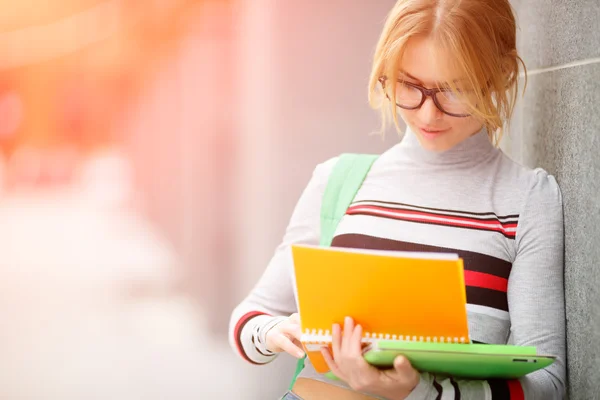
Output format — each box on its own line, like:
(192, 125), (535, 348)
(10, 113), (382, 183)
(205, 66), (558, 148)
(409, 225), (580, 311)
(0, 1), (397, 399)
(0, 0), (598, 399)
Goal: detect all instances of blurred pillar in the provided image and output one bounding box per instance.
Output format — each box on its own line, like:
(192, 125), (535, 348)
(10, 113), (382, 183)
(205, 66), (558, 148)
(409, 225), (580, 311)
(177, 0), (237, 335)
(230, 0), (280, 305)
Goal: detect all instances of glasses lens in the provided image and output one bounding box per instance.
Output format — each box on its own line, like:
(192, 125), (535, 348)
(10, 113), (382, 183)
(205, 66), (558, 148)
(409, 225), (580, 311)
(435, 90), (472, 116)
(393, 82), (423, 108)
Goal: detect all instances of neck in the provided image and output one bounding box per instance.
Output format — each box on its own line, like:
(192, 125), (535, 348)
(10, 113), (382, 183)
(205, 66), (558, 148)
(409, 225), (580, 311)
(398, 126), (496, 166)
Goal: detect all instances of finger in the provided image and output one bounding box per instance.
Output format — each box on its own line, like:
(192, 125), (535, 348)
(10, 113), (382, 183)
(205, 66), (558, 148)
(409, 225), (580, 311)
(275, 335), (305, 358)
(349, 323), (364, 357)
(321, 347), (345, 381)
(286, 322), (304, 342)
(392, 355), (419, 382)
(342, 316), (354, 353)
(331, 323), (342, 360)
(278, 315), (303, 342)
(349, 324), (374, 372)
(289, 313), (301, 324)
(393, 355), (411, 371)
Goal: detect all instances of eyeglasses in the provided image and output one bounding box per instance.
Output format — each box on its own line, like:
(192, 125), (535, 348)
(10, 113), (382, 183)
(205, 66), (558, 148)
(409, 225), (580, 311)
(378, 76), (472, 118)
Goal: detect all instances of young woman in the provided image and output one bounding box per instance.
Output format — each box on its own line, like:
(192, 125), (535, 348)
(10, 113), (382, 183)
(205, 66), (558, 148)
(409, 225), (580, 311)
(229, 1), (566, 399)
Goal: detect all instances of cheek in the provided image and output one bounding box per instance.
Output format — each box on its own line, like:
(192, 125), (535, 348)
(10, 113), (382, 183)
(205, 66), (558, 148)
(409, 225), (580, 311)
(447, 116), (477, 132)
(397, 110), (479, 135)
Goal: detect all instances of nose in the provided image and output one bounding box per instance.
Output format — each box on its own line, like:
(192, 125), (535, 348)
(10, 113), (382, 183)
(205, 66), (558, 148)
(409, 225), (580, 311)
(417, 97), (444, 124)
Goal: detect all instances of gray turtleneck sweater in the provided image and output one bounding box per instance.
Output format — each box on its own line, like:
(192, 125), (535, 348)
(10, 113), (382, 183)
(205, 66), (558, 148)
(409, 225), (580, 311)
(229, 128), (566, 400)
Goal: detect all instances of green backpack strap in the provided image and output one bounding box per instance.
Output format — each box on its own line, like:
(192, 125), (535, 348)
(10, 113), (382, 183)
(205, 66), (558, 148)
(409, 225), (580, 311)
(288, 153), (379, 390)
(319, 153), (380, 246)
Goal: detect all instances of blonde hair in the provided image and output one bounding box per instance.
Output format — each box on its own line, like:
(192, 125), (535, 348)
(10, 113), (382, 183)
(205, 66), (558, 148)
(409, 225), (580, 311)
(368, 0), (526, 145)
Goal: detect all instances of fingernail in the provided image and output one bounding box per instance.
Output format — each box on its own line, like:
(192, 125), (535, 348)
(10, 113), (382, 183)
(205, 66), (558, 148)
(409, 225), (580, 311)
(345, 316), (352, 324)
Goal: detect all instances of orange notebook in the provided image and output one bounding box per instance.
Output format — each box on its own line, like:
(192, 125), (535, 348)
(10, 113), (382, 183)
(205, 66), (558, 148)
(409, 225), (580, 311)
(291, 244), (470, 373)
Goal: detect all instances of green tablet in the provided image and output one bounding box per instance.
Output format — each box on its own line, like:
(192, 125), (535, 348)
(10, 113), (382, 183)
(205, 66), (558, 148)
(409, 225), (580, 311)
(362, 340), (555, 380)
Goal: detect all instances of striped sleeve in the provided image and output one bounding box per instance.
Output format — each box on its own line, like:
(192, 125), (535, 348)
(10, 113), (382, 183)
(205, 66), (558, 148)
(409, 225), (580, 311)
(404, 171), (566, 400)
(232, 312), (287, 364)
(228, 157), (338, 364)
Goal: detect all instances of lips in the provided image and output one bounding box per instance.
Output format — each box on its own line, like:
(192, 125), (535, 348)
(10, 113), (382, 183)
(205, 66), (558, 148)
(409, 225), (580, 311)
(420, 127), (446, 133)
(418, 126), (449, 140)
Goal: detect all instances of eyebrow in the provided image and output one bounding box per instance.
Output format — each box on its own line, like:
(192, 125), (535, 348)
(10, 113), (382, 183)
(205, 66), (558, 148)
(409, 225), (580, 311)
(398, 70), (467, 86)
(398, 70), (421, 82)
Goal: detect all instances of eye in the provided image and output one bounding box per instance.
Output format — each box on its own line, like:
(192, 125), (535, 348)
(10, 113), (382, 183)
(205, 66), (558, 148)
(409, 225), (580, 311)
(399, 76), (419, 85)
(442, 90), (460, 101)
(438, 86), (466, 102)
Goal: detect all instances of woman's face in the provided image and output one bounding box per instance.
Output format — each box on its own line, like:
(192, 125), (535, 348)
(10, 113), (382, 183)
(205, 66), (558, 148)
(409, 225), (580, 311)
(395, 36), (484, 152)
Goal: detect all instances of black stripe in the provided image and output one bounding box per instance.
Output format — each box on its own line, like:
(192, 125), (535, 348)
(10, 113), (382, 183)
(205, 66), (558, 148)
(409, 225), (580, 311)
(346, 211), (516, 239)
(451, 378), (461, 400)
(251, 335), (273, 357)
(349, 204), (519, 225)
(331, 235), (512, 279)
(352, 199), (519, 220)
(466, 286), (508, 311)
(488, 380), (511, 399)
(254, 325), (262, 345)
(235, 314), (267, 365)
(433, 378), (443, 400)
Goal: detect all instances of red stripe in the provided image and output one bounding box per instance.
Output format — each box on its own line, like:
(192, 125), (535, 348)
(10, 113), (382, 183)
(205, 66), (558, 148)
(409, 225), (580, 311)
(348, 206), (517, 229)
(234, 311), (268, 363)
(348, 207), (517, 238)
(352, 200), (519, 221)
(348, 206), (517, 234)
(464, 270), (508, 292)
(507, 380), (524, 400)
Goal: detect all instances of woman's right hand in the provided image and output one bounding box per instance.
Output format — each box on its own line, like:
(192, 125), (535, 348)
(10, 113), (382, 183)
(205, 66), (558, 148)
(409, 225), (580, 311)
(265, 313), (305, 358)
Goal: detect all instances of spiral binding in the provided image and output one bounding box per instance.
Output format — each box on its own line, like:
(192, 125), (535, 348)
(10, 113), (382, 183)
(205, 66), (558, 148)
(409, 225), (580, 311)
(301, 328), (467, 351)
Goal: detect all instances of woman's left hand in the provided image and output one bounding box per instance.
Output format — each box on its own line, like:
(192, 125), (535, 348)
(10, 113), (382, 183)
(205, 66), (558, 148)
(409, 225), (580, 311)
(321, 317), (420, 400)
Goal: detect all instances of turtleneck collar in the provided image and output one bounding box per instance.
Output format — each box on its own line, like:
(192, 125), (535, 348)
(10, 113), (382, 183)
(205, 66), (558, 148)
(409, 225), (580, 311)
(397, 125), (497, 166)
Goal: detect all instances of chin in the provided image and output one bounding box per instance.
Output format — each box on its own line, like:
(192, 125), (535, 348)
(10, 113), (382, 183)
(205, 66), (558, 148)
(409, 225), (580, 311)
(423, 143), (450, 152)
(415, 135), (452, 152)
